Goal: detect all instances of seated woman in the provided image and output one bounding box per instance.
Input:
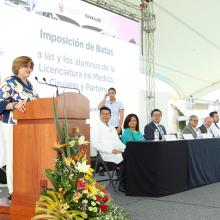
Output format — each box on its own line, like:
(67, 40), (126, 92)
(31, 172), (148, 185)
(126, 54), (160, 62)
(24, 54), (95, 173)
(121, 113), (145, 144)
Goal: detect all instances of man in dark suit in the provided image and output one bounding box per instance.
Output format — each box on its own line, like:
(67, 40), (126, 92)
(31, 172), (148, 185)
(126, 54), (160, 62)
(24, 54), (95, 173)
(199, 117), (213, 134)
(182, 115), (198, 138)
(144, 109), (167, 141)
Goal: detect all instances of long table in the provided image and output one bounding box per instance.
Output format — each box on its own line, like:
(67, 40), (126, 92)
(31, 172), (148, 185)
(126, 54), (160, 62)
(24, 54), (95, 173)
(124, 138), (220, 197)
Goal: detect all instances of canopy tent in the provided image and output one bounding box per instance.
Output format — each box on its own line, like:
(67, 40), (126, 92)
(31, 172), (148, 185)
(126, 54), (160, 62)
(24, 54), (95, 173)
(128, 0), (220, 99)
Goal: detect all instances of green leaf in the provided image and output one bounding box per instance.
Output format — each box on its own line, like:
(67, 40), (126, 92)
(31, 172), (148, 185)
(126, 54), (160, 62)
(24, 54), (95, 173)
(66, 146), (72, 158)
(53, 97), (64, 143)
(45, 169), (57, 188)
(31, 214), (57, 219)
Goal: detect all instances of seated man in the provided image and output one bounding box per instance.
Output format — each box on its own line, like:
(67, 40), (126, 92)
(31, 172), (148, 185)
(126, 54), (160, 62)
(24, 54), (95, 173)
(144, 109), (167, 141)
(182, 115), (198, 138)
(209, 111), (220, 137)
(199, 117), (213, 135)
(91, 106), (126, 191)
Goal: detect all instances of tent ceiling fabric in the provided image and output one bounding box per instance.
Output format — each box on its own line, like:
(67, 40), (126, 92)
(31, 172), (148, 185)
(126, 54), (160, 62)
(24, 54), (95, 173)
(127, 0), (220, 98)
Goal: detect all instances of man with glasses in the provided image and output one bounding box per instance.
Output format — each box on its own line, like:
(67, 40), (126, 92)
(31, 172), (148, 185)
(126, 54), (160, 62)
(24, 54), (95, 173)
(144, 109), (167, 141)
(91, 106), (126, 192)
(182, 115), (199, 138)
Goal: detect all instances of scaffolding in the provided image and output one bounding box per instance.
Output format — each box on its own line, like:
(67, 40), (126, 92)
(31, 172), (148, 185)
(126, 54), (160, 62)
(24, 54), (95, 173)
(84, 0), (156, 122)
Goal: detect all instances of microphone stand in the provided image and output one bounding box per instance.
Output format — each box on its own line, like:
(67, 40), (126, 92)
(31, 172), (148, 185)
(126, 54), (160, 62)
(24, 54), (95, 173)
(35, 77), (81, 95)
(42, 77), (81, 94)
(42, 78), (59, 96)
(35, 76), (59, 96)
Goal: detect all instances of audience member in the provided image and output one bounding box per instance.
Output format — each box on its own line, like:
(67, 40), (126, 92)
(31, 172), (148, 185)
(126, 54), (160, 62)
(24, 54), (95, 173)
(121, 114), (145, 144)
(209, 111), (220, 137)
(182, 115), (198, 138)
(199, 117), (214, 136)
(98, 88), (124, 135)
(144, 109), (167, 140)
(91, 106), (126, 192)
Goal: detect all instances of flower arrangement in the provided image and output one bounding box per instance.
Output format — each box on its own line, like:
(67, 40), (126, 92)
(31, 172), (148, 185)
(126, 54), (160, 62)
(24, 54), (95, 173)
(32, 99), (130, 220)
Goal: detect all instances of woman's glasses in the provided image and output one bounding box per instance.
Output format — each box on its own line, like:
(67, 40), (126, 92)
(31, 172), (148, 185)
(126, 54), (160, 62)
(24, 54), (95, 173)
(26, 62), (34, 69)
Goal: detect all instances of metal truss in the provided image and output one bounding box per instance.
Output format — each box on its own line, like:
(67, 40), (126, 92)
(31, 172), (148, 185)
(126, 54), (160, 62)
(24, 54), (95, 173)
(83, 0), (156, 122)
(82, 0), (141, 21)
(141, 1), (156, 121)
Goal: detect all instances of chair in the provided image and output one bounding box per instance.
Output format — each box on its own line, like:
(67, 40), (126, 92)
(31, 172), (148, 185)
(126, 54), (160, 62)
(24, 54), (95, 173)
(93, 151), (120, 192)
(0, 166), (6, 184)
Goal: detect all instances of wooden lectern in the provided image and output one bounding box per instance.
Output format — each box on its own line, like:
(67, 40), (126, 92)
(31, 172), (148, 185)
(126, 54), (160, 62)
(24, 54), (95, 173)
(10, 92), (90, 220)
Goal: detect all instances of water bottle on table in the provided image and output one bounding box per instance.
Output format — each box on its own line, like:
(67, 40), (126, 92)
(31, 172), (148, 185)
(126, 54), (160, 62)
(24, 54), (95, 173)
(177, 129), (183, 140)
(196, 128), (202, 139)
(154, 129), (160, 141)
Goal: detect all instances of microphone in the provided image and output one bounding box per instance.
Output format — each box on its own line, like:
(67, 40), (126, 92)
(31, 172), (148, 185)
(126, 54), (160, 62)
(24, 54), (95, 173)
(35, 76), (59, 96)
(43, 77), (81, 94)
(35, 77), (81, 95)
(35, 76), (40, 83)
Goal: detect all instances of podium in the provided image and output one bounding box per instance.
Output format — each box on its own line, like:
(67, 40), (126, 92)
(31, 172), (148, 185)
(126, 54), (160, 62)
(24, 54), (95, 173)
(10, 93), (90, 220)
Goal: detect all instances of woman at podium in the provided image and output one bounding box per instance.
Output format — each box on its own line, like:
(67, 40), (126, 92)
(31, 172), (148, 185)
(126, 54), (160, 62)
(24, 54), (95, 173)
(0, 56), (39, 197)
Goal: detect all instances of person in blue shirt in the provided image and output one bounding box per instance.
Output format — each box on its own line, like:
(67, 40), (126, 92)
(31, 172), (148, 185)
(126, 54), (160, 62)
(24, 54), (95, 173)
(98, 88), (124, 135)
(121, 113), (145, 144)
(0, 56), (39, 197)
(0, 56), (39, 123)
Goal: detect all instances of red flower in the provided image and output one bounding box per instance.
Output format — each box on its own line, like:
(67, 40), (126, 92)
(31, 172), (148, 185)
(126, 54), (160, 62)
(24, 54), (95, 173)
(102, 196), (108, 203)
(100, 204), (108, 212)
(96, 195), (102, 202)
(77, 179), (87, 190)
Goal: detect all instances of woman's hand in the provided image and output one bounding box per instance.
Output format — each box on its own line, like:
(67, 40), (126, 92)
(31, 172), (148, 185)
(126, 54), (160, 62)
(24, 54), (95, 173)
(14, 101), (26, 112)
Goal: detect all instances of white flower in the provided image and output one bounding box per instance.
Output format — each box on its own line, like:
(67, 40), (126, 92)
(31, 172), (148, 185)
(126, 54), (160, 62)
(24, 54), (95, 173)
(91, 201), (96, 206)
(82, 199), (88, 204)
(69, 140), (76, 146)
(78, 136), (85, 145)
(75, 161), (91, 173)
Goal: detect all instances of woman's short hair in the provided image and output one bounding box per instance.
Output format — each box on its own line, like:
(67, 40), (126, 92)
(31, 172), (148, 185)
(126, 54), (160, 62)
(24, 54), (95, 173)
(12, 56), (34, 75)
(123, 113), (139, 131)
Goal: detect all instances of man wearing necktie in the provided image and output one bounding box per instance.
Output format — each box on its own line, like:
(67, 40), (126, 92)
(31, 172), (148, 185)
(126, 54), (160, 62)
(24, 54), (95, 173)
(199, 117), (214, 136)
(209, 111), (220, 137)
(144, 109), (167, 141)
(182, 115), (199, 138)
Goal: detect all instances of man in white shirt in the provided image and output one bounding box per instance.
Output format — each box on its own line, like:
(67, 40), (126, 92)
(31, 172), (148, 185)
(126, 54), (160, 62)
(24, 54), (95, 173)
(91, 106), (126, 191)
(209, 111), (220, 137)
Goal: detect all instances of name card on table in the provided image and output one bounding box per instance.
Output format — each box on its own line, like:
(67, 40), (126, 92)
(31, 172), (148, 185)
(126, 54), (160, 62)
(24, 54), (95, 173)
(183, 134), (194, 140)
(201, 133), (213, 138)
(164, 134), (177, 141)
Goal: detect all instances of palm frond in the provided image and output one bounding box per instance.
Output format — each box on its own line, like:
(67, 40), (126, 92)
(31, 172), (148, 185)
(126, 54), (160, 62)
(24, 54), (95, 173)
(53, 97), (64, 143)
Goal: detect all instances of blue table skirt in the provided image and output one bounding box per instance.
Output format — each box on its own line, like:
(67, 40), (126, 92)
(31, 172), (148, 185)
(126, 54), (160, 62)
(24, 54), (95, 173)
(187, 138), (220, 187)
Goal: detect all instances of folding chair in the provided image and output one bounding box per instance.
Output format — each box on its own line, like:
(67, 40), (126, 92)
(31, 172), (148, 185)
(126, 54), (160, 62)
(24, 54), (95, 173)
(0, 166), (7, 184)
(93, 151), (119, 192)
